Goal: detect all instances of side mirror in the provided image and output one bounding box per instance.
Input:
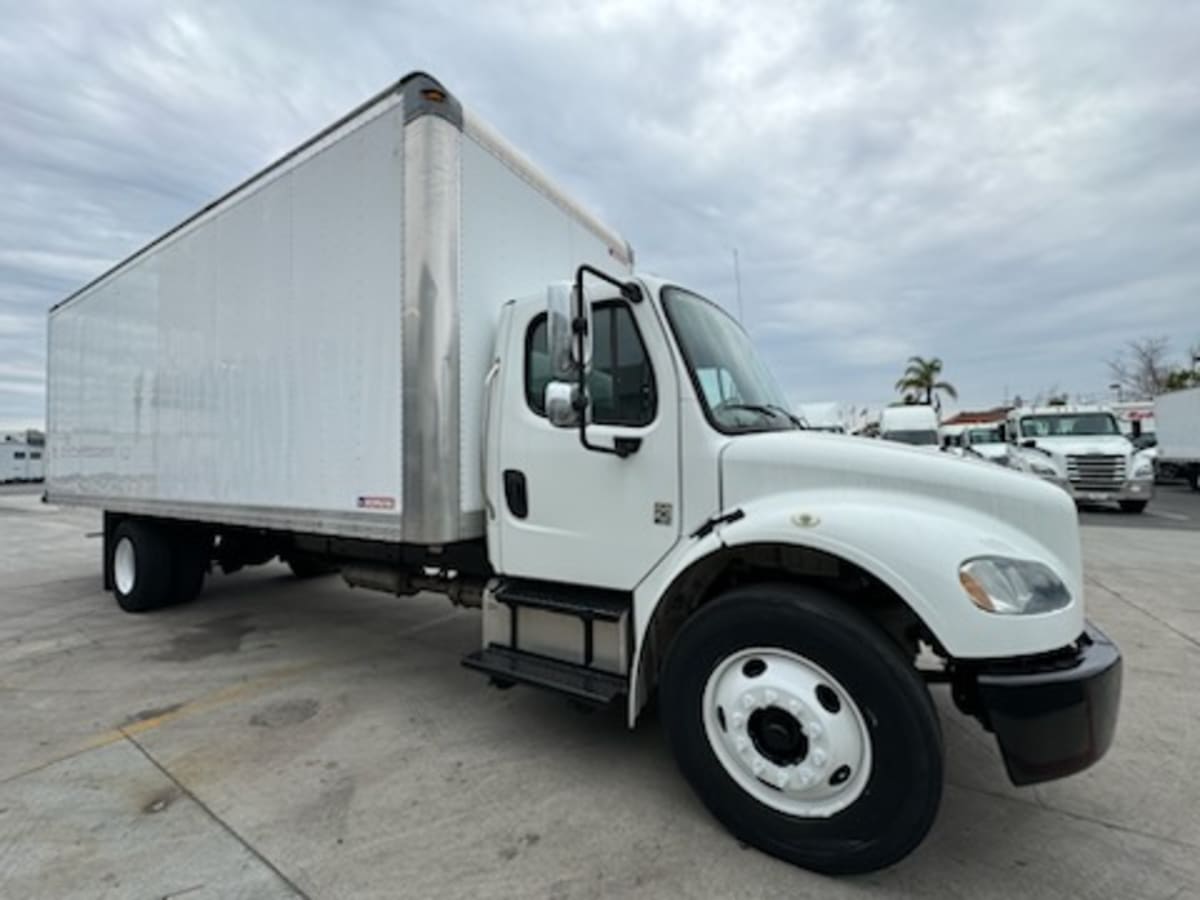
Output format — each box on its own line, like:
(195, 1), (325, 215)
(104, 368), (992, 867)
(544, 381), (588, 429)
(546, 282), (592, 379)
(1021, 438), (1037, 449)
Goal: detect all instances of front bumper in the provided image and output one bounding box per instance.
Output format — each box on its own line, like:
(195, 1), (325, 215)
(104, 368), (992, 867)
(970, 623), (1122, 786)
(1063, 479), (1154, 504)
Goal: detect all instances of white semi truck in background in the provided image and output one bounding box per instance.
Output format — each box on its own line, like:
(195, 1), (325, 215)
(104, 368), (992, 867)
(1154, 387), (1200, 490)
(1005, 405), (1155, 512)
(46, 72), (1121, 875)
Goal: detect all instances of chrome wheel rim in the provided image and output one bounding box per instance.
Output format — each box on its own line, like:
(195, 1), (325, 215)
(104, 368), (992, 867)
(114, 536), (136, 595)
(701, 647), (872, 817)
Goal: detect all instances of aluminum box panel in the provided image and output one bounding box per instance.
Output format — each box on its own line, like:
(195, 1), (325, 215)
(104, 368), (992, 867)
(48, 98), (406, 538)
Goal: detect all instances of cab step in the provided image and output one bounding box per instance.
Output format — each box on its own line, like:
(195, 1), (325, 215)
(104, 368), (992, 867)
(493, 578), (630, 621)
(462, 645), (626, 706)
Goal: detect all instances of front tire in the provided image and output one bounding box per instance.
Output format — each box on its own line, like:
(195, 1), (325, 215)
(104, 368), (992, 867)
(660, 584), (943, 875)
(1119, 500), (1147, 513)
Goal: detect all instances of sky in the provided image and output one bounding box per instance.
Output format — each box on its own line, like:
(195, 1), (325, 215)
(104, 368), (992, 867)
(2, 0), (1199, 431)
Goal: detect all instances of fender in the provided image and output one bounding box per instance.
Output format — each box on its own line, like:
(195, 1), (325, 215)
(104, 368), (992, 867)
(628, 488), (1085, 726)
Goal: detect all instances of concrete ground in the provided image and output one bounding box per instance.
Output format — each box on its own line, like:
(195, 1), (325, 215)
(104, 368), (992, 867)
(2, 486), (1198, 899)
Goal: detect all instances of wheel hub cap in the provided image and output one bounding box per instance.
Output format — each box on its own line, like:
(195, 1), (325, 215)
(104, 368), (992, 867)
(749, 707), (808, 766)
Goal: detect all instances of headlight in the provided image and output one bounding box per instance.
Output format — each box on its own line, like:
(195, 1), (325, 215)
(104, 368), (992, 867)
(959, 556), (1071, 615)
(1131, 458), (1154, 479)
(1027, 458), (1060, 478)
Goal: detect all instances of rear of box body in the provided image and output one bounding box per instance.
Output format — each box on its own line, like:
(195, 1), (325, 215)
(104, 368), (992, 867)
(1155, 387), (1200, 462)
(46, 74), (631, 545)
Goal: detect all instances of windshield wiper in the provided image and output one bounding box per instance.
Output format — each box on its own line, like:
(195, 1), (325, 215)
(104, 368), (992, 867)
(764, 403), (807, 429)
(720, 403), (806, 429)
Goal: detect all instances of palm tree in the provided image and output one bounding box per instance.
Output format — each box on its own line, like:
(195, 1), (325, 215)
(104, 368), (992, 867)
(895, 356), (957, 407)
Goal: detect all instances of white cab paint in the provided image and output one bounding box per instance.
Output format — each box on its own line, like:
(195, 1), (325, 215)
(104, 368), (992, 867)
(493, 293), (681, 590)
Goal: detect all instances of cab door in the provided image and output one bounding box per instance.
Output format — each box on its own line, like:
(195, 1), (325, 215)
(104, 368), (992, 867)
(493, 294), (681, 590)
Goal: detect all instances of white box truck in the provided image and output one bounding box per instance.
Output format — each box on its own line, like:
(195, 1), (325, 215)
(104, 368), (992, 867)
(1154, 386), (1200, 490)
(878, 404), (940, 448)
(46, 72), (1121, 874)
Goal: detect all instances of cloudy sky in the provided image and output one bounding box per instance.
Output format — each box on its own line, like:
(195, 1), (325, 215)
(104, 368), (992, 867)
(3, 0), (1199, 430)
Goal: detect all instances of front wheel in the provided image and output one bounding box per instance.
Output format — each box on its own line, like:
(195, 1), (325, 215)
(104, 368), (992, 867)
(1119, 500), (1147, 513)
(660, 584), (943, 875)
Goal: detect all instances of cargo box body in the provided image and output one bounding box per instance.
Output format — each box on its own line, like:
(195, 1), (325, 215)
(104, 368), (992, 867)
(1155, 386), (1200, 463)
(46, 73), (632, 545)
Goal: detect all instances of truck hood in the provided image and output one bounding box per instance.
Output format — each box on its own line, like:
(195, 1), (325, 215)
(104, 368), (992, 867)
(719, 431), (1080, 564)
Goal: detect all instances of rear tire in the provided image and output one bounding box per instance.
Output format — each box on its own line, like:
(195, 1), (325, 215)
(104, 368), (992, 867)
(660, 583), (943, 875)
(285, 553), (338, 578)
(168, 527), (211, 605)
(110, 520), (174, 613)
(1119, 500), (1147, 513)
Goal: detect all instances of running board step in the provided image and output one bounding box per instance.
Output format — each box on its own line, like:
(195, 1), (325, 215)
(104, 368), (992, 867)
(493, 578), (630, 621)
(462, 645), (626, 705)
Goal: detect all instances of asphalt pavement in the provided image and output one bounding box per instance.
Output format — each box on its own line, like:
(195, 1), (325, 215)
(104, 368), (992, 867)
(1, 487), (1198, 899)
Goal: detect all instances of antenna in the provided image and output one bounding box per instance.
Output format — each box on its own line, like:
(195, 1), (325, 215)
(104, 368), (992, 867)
(732, 248), (744, 322)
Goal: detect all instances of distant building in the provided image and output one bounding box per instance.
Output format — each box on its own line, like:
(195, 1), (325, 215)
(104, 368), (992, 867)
(940, 407), (1011, 427)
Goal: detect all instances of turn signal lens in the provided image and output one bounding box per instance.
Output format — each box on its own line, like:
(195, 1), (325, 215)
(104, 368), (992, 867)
(959, 571), (994, 612)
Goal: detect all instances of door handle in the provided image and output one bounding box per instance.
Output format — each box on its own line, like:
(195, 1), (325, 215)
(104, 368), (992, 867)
(503, 470), (528, 519)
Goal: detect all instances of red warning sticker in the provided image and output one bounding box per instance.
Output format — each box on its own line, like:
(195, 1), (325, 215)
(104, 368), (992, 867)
(357, 495), (396, 510)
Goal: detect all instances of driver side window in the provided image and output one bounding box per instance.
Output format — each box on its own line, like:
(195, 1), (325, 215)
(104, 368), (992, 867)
(525, 303), (657, 427)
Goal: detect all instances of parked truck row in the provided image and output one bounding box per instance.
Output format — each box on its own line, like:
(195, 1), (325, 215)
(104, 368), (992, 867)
(46, 72), (1121, 874)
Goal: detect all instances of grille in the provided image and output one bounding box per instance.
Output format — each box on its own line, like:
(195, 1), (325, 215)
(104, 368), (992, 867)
(1066, 454), (1125, 490)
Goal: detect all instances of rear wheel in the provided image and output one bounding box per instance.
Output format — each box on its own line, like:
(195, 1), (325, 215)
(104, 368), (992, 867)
(285, 553), (339, 578)
(1119, 500), (1147, 513)
(110, 520), (174, 613)
(660, 584), (943, 874)
(168, 527), (211, 605)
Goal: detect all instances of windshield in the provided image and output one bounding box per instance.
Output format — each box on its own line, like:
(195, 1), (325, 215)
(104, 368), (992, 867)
(662, 286), (796, 433)
(965, 427), (1003, 444)
(882, 429), (939, 446)
(1020, 413), (1120, 438)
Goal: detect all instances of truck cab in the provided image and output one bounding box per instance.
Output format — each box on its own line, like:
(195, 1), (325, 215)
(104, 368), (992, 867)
(961, 424), (1008, 462)
(1004, 405), (1154, 512)
(471, 272), (1120, 872)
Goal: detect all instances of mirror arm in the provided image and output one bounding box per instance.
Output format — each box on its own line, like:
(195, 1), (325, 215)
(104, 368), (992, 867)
(573, 264), (643, 458)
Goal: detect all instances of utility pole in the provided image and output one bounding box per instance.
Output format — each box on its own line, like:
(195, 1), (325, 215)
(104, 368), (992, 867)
(732, 248), (744, 322)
